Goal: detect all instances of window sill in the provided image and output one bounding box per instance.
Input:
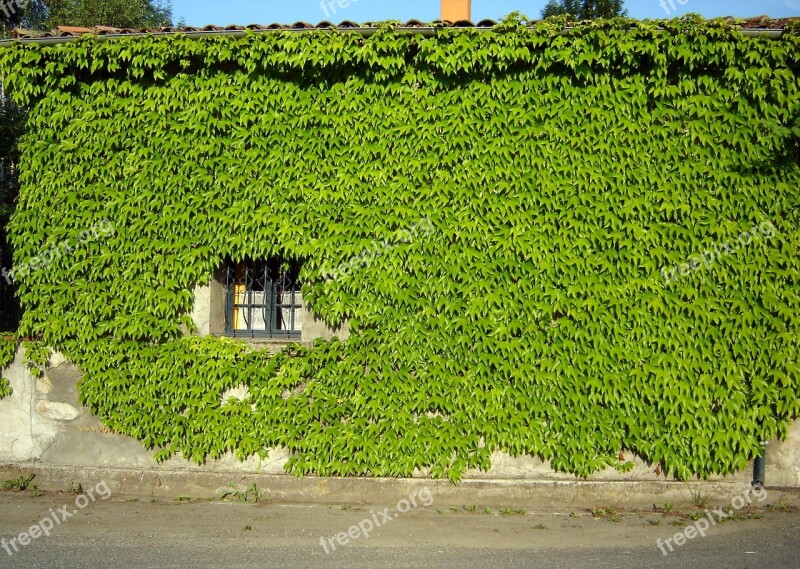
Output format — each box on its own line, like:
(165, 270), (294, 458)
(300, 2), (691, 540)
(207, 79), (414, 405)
(213, 334), (309, 351)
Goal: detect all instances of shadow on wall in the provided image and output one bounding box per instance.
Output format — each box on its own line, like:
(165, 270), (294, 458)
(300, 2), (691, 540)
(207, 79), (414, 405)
(0, 93), (23, 333)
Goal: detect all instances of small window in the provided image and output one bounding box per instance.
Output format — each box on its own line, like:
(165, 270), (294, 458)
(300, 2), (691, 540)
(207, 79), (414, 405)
(223, 258), (302, 339)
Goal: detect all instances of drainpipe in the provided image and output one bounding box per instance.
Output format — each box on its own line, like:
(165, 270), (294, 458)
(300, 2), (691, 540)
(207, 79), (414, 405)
(752, 442), (767, 487)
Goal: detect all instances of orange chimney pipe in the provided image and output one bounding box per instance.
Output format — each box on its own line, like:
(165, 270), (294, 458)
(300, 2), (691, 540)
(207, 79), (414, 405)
(441, 0), (471, 22)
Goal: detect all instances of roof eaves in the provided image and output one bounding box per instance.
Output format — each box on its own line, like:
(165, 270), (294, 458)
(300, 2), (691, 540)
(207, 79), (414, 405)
(0, 18), (795, 47)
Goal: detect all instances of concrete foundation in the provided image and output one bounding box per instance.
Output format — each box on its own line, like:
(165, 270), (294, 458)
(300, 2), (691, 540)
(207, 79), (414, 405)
(3, 463), (799, 509)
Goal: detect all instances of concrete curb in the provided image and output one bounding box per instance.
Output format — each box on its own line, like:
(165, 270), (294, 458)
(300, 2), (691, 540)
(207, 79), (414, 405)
(2, 463), (799, 509)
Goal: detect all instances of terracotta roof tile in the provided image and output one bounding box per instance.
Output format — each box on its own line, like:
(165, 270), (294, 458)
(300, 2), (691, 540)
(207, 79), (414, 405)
(7, 17), (799, 41)
(55, 25), (94, 34)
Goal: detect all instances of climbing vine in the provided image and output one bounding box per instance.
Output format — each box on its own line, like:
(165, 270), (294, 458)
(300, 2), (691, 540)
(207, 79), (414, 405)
(0, 335), (16, 398)
(0, 15), (799, 481)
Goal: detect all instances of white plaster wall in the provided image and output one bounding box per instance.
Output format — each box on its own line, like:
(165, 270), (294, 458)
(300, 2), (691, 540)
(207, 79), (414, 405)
(0, 350), (60, 462)
(769, 420), (800, 487)
(190, 282), (212, 336)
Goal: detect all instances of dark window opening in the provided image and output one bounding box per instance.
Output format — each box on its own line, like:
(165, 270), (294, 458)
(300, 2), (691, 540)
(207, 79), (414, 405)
(223, 258), (302, 340)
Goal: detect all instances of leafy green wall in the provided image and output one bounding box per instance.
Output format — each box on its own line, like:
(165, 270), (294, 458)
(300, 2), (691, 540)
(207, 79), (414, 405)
(1, 16), (799, 482)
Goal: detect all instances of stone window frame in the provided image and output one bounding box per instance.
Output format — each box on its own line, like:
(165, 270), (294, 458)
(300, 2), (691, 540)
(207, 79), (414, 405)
(190, 263), (349, 348)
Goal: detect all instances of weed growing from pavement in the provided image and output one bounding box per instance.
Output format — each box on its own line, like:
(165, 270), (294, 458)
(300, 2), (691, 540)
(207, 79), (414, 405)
(659, 503), (674, 514)
(689, 490), (710, 509)
(2, 475), (36, 492)
(220, 482), (265, 503)
(767, 500), (794, 513)
(590, 507), (622, 522)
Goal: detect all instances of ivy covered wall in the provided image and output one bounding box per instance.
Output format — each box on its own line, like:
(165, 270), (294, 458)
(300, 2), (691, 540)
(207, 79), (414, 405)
(1, 16), (799, 482)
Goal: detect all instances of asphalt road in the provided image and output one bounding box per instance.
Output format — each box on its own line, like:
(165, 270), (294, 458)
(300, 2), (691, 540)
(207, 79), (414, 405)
(1, 492), (798, 568)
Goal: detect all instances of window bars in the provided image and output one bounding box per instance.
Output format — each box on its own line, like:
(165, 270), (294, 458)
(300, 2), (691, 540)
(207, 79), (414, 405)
(223, 259), (302, 339)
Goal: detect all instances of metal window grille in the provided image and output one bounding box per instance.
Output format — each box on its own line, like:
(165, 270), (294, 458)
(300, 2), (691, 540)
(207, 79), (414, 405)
(223, 259), (302, 339)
